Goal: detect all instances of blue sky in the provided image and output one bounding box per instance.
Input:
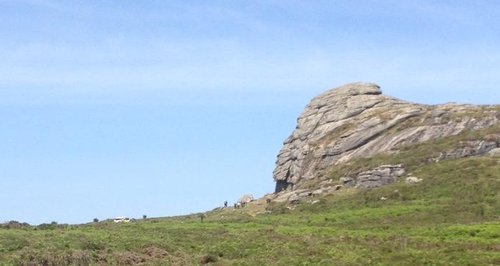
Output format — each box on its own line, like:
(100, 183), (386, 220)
(1, 1), (499, 224)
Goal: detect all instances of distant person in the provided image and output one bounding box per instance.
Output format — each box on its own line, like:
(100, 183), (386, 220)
(224, 201), (228, 208)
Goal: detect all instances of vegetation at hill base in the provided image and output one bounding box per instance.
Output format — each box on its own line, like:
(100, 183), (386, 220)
(1, 127), (499, 265)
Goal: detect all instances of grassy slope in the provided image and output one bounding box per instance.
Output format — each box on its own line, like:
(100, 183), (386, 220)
(1, 127), (499, 265)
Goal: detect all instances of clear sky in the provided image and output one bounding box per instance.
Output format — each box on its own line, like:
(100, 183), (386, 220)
(1, 1), (499, 224)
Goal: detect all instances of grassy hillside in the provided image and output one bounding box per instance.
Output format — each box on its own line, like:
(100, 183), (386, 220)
(1, 128), (499, 265)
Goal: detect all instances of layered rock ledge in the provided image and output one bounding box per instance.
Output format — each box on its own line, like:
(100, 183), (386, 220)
(273, 82), (500, 193)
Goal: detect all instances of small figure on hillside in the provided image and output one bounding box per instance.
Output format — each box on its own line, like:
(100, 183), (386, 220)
(266, 198), (272, 204)
(224, 201), (228, 208)
(200, 214), (205, 223)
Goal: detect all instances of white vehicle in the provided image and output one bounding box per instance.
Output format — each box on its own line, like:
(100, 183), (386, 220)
(113, 216), (130, 223)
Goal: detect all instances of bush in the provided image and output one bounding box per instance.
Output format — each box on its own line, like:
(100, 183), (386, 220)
(200, 254), (218, 264)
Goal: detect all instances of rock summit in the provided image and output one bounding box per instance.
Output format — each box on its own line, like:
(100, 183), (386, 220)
(273, 82), (499, 193)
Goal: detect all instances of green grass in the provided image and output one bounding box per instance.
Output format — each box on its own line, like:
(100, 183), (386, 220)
(1, 126), (499, 265)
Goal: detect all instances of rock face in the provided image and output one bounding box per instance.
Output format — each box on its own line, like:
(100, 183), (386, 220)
(341, 164), (406, 189)
(273, 82), (500, 193)
(431, 139), (499, 161)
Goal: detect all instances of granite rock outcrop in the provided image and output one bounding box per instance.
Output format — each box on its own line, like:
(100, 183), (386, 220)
(273, 82), (499, 193)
